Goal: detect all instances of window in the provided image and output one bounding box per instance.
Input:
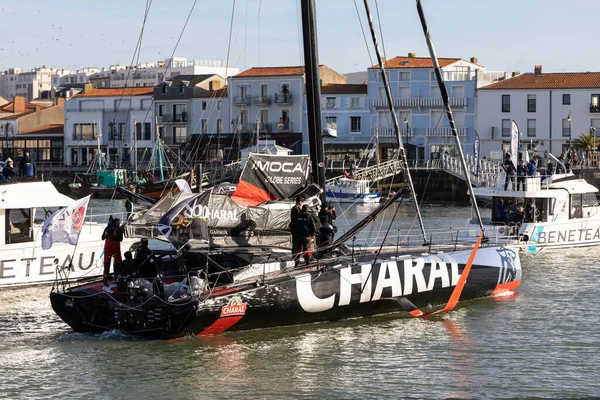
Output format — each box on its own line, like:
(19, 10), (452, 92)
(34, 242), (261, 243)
(527, 119), (536, 137)
(161, 84), (168, 94)
(350, 97), (360, 108)
(158, 104), (164, 117)
(326, 116), (337, 130)
(135, 123), (142, 140)
(179, 84), (185, 94)
(562, 118), (571, 137)
(592, 94), (600, 113)
(217, 119), (223, 134)
(399, 71), (410, 81)
(563, 94), (571, 105)
(201, 119), (208, 134)
(144, 122), (151, 140)
(202, 101), (207, 111)
(72, 123), (97, 140)
(527, 94), (536, 112)
(172, 127), (186, 144)
(502, 95), (510, 112)
(118, 123), (126, 140)
(5, 208), (32, 244)
(217, 100), (222, 111)
(502, 119), (511, 137)
(350, 117), (361, 133)
(326, 97), (336, 108)
(398, 87), (410, 99)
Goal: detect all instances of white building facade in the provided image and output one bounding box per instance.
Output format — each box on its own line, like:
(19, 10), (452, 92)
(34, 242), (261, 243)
(0, 67), (73, 101)
(476, 66), (600, 160)
(63, 87), (155, 168)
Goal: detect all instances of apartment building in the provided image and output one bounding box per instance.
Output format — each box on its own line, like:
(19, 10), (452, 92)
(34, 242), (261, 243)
(476, 65), (600, 159)
(63, 85), (154, 167)
(0, 67), (73, 102)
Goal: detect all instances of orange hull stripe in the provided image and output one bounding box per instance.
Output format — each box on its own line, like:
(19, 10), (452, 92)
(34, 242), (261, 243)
(491, 279), (522, 297)
(196, 315), (244, 336)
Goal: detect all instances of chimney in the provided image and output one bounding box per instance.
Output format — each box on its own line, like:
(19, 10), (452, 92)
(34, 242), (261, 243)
(13, 96), (25, 113)
(534, 65), (543, 76)
(56, 97), (65, 107)
(84, 83), (94, 93)
(512, 72), (521, 77)
(470, 57), (478, 64)
(408, 52), (416, 58)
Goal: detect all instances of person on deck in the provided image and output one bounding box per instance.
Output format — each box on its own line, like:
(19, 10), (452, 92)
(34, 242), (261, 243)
(19, 151), (36, 176)
(527, 158), (537, 177)
(290, 198), (304, 266)
(135, 238), (155, 278)
(101, 217), (124, 288)
(298, 204), (316, 266)
(502, 153), (516, 191)
(496, 199), (506, 223)
(516, 159), (528, 191)
(317, 202), (337, 251)
(525, 198), (537, 223)
(2, 158), (18, 180)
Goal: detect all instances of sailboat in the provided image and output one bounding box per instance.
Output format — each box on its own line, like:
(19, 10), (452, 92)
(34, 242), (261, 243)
(49, 0), (521, 339)
(68, 132), (195, 200)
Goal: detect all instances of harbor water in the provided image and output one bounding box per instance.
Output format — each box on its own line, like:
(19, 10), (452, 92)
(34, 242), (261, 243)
(1, 200), (599, 399)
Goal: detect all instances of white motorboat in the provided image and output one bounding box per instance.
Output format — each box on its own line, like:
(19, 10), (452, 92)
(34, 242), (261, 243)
(0, 180), (136, 287)
(463, 172), (600, 249)
(326, 178), (381, 203)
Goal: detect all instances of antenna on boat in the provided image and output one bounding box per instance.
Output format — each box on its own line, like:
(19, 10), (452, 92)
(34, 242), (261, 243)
(415, 0), (486, 235)
(362, 0), (429, 245)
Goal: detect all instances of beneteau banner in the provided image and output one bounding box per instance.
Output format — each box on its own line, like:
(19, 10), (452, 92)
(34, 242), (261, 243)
(157, 190), (212, 249)
(472, 131), (480, 177)
(510, 120), (520, 168)
(41, 195), (91, 249)
(231, 154), (310, 206)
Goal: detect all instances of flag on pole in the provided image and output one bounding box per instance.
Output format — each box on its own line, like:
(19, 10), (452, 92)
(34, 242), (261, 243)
(510, 120), (520, 168)
(368, 143), (376, 159)
(41, 195), (91, 250)
(472, 131), (480, 176)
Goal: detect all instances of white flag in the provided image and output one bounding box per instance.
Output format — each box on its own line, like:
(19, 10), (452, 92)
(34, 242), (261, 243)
(175, 179), (192, 193)
(510, 120), (520, 168)
(41, 195), (91, 250)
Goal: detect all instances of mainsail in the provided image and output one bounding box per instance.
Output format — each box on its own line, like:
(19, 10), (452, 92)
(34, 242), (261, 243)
(231, 154), (310, 206)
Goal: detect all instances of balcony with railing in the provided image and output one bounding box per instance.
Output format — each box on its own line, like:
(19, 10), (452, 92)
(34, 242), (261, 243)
(233, 96), (251, 106)
(275, 121), (293, 132)
(373, 97), (467, 108)
(426, 127), (467, 137)
(253, 122), (272, 133)
(255, 95), (271, 105)
(274, 93), (293, 104)
(590, 103), (600, 113)
(371, 127), (413, 137)
(159, 113), (187, 123)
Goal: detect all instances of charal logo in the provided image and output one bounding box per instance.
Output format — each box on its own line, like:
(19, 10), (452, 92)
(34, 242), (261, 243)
(220, 297), (247, 317)
(71, 206), (86, 232)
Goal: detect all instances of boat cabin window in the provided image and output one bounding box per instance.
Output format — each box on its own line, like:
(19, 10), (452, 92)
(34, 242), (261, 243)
(34, 207), (60, 225)
(492, 197), (547, 224)
(5, 208), (33, 244)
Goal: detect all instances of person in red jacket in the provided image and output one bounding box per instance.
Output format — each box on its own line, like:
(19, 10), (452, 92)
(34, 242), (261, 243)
(101, 216), (124, 288)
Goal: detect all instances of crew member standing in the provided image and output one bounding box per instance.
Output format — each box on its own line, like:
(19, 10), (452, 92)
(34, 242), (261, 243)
(290, 197), (304, 267)
(101, 217), (124, 288)
(502, 153), (516, 191)
(317, 202), (336, 252)
(299, 204), (316, 266)
(19, 151), (36, 176)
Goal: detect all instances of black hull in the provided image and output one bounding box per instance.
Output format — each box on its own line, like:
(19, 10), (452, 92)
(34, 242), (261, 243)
(50, 246), (521, 339)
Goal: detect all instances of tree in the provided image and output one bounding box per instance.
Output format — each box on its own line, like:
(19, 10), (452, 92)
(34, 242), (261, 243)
(571, 132), (596, 150)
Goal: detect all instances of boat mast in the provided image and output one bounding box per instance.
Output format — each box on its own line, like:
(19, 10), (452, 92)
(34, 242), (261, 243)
(416, 0), (485, 233)
(300, 0), (326, 202)
(362, 0), (429, 244)
(155, 116), (164, 181)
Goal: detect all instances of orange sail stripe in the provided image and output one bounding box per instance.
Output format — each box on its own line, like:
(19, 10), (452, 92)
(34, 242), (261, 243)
(231, 180), (275, 206)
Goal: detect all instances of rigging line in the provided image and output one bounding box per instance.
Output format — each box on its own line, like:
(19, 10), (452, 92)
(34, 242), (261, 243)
(362, 0), (429, 245)
(257, 0), (262, 66)
(353, 0), (375, 66)
(136, 0), (200, 149)
(111, 0), (153, 130)
(415, 0), (485, 234)
(374, 0), (387, 61)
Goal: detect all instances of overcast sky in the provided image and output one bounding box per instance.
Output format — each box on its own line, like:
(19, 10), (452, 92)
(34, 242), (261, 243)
(1, 0), (598, 75)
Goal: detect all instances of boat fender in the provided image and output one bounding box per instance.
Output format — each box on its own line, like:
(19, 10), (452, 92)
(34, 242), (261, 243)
(520, 234), (529, 242)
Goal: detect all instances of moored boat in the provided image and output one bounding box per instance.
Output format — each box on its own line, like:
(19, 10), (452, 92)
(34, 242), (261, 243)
(326, 178), (381, 203)
(0, 179), (136, 288)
